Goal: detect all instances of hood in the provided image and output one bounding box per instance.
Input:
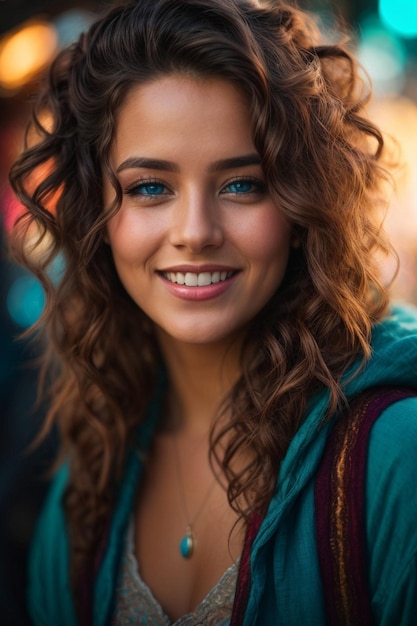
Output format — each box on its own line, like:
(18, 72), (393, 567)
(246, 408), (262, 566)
(255, 302), (417, 543)
(345, 302), (417, 396)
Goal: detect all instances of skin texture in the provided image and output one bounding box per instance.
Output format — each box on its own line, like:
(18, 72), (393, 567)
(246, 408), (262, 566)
(103, 75), (293, 619)
(105, 75), (292, 350)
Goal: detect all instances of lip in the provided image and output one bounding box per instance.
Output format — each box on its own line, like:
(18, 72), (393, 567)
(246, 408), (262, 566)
(158, 266), (240, 301)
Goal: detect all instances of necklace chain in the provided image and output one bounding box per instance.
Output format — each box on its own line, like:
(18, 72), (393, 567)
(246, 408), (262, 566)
(173, 434), (217, 558)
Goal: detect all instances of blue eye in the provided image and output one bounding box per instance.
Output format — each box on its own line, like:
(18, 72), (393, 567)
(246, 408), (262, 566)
(125, 180), (169, 198)
(222, 178), (265, 195)
(227, 180), (253, 193)
(136, 182), (166, 195)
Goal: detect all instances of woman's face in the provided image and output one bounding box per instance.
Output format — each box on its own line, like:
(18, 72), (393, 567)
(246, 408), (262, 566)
(105, 75), (292, 347)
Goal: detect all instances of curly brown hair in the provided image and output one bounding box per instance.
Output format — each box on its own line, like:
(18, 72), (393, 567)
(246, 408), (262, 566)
(9, 0), (392, 588)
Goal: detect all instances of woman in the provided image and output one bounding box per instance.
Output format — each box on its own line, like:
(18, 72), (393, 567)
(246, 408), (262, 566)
(9, 0), (417, 624)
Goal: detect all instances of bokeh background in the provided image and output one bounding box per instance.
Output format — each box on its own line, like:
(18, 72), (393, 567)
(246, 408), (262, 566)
(0, 0), (416, 624)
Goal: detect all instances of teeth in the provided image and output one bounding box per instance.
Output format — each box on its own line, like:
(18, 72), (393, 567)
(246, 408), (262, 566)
(164, 271), (233, 286)
(184, 272), (197, 286)
(197, 272), (211, 286)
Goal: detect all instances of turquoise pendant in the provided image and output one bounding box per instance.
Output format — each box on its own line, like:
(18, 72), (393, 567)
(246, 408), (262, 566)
(179, 526), (194, 559)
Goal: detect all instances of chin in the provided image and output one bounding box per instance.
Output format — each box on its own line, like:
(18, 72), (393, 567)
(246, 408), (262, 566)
(156, 323), (245, 349)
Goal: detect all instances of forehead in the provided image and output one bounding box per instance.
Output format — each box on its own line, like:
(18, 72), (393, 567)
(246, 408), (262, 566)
(110, 75), (256, 164)
(119, 73), (251, 118)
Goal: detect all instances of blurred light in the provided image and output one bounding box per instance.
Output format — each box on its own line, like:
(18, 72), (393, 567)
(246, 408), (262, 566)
(4, 157), (61, 228)
(2, 154), (60, 240)
(370, 96), (417, 221)
(22, 225), (55, 265)
(48, 252), (66, 285)
(0, 21), (57, 92)
(379, 0), (417, 39)
(6, 275), (45, 328)
(2, 184), (24, 232)
(370, 95), (417, 304)
(27, 109), (55, 140)
(5, 254), (64, 329)
(358, 17), (407, 96)
(53, 9), (94, 48)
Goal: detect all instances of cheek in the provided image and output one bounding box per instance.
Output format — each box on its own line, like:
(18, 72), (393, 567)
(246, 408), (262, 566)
(237, 211), (292, 263)
(106, 210), (159, 266)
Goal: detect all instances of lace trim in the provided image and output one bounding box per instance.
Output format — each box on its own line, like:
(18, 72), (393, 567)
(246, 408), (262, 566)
(112, 518), (239, 625)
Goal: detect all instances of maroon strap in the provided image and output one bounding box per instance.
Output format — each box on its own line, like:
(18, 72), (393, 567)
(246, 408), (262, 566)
(230, 511), (263, 626)
(315, 387), (416, 626)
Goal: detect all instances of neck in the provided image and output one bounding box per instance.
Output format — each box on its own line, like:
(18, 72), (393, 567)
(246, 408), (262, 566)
(156, 332), (243, 435)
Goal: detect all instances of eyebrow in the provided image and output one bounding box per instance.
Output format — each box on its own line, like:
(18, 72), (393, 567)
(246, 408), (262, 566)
(209, 154), (261, 172)
(116, 153), (261, 174)
(116, 157), (179, 173)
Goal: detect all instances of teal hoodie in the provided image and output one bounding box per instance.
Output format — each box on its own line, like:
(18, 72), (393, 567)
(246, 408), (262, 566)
(28, 304), (417, 625)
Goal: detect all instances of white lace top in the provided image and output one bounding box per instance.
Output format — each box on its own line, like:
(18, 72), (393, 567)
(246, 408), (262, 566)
(112, 519), (239, 625)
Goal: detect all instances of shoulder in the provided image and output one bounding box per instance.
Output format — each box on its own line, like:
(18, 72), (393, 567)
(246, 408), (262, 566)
(28, 463), (78, 626)
(366, 394), (417, 535)
(366, 395), (417, 622)
(369, 305), (417, 375)
(367, 394), (417, 478)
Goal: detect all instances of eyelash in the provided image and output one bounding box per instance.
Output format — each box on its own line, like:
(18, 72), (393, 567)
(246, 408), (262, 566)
(221, 176), (266, 196)
(123, 176), (266, 198)
(124, 178), (170, 198)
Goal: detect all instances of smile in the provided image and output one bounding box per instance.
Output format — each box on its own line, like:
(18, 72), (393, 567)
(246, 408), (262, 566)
(162, 270), (234, 287)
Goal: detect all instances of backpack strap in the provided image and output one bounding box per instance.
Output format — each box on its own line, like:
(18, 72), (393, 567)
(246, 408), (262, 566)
(230, 511), (263, 626)
(315, 386), (416, 626)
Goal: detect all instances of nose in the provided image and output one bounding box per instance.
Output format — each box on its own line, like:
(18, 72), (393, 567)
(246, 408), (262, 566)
(169, 190), (223, 253)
